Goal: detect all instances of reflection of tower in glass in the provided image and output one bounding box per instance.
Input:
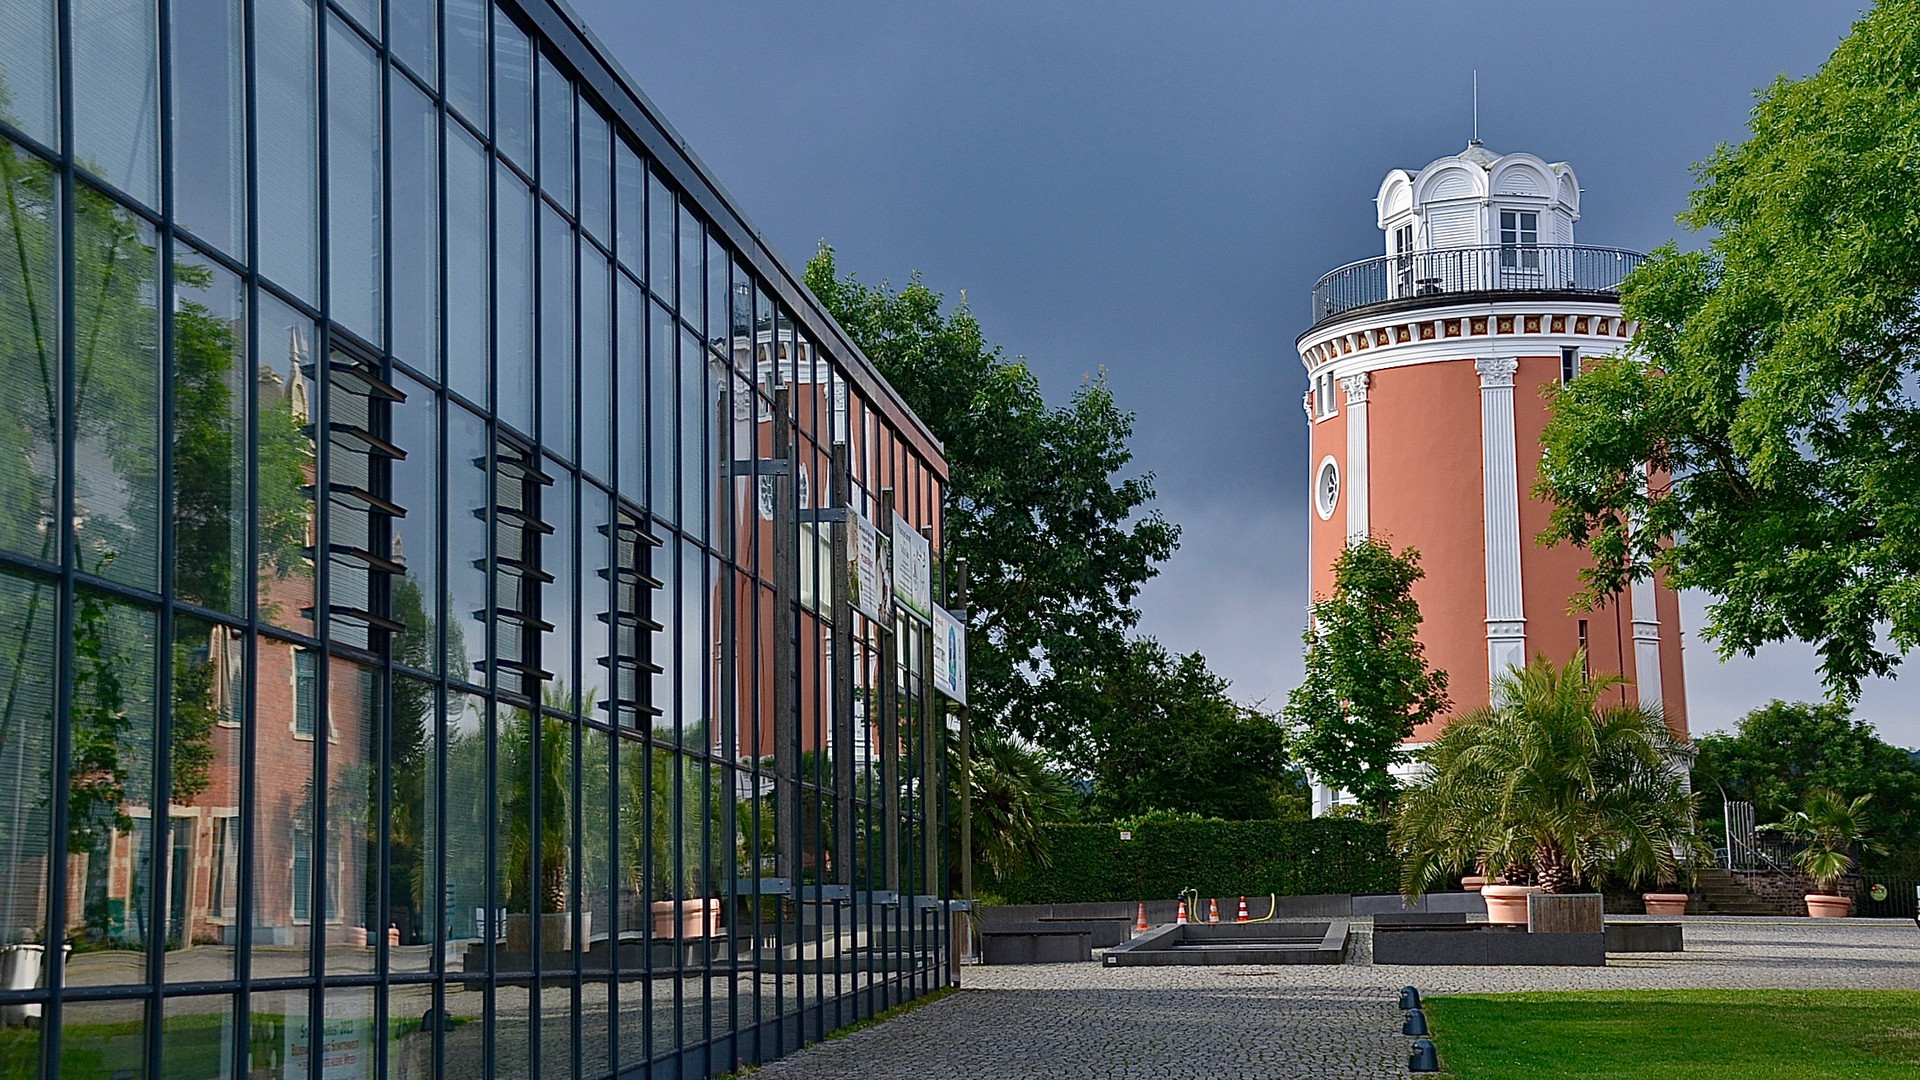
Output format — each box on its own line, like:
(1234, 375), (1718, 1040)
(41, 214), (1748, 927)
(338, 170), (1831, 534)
(1296, 142), (1689, 815)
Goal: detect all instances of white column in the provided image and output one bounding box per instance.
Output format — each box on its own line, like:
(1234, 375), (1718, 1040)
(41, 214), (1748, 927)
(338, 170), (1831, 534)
(1629, 483), (1665, 711)
(1341, 373), (1370, 543)
(1476, 356), (1526, 692)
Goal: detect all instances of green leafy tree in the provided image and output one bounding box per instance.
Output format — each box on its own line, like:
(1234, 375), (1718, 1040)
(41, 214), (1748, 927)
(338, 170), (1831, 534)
(1394, 654), (1699, 897)
(804, 246), (1179, 754)
(962, 728), (1076, 886)
(1692, 700), (1920, 876)
(1075, 639), (1303, 821)
(1537, 0), (1920, 699)
(1761, 787), (1884, 894)
(1284, 537), (1449, 812)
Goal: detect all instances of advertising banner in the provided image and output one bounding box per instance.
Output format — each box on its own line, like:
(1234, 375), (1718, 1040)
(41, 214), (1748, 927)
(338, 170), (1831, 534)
(846, 507), (890, 622)
(892, 513), (932, 623)
(932, 603), (967, 705)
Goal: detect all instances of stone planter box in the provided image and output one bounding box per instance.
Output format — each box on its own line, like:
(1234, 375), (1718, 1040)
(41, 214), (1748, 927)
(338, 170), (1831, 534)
(505, 912), (591, 953)
(1606, 922), (1683, 953)
(1528, 893), (1603, 934)
(1372, 924), (1605, 967)
(980, 925), (1092, 965)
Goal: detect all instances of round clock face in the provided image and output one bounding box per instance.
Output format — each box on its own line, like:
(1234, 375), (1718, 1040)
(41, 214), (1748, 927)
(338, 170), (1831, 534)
(1316, 458), (1340, 520)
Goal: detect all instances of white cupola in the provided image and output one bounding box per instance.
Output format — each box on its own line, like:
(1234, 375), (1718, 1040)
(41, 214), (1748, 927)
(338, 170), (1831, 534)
(1374, 141), (1580, 259)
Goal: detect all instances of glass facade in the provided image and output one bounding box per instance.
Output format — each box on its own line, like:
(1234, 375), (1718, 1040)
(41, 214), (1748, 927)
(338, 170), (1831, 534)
(0, 2), (954, 1078)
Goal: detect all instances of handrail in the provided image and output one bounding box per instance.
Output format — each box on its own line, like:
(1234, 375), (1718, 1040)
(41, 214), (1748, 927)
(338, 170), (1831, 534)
(1309, 244), (1646, 326)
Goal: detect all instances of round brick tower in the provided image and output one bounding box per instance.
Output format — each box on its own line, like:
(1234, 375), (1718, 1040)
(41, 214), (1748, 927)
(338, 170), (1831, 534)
(1297, 141), (1688, 814)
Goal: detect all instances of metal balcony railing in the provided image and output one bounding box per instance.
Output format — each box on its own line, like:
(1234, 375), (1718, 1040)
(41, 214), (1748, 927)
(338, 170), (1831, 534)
(1309, 244), (1646, 326)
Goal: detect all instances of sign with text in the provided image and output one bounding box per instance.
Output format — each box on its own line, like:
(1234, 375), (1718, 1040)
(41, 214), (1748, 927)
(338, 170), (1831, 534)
(892, 514), (932, 623)
(846, 507), (890, 622)
(932, 603), (967, 705)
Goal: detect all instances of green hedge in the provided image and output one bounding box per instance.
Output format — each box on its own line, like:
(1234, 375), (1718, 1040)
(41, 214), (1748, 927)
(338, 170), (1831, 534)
(997, 819), (1401, 905)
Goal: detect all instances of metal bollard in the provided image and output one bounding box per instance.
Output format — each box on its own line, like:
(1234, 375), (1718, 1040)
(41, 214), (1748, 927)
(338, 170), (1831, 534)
(1403, 1007), (1428, 1036)
(1398, 985), (1421, 1010)
(1408, 1037), (1439, 1072)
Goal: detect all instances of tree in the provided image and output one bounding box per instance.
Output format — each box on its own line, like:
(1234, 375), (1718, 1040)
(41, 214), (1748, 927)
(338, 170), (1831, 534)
(1536, 1), (1920, 700)
(1692, 700), (1920, 876)
(961, 729), (1075, 886)
(1761, 787), (1884, 895)
(1074, 639), (1302, 821)
(1394, 654), (1699, 897)
(1283, 537), (1448, 812)
(804, 247), (1179, 754)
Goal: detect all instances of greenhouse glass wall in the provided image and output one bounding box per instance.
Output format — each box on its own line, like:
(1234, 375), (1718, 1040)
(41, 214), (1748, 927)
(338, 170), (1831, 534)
(0, 1), (955, 1077)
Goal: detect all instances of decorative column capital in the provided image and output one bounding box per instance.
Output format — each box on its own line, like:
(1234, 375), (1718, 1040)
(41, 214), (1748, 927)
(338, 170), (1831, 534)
(1475, 356), (1519, 388)
(1302, 389), (1315, 421)
(1340, 372), (1370, 405)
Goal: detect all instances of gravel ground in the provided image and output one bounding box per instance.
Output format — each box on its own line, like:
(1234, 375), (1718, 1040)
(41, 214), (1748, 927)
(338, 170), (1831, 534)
(741, 917), (1920, 1079)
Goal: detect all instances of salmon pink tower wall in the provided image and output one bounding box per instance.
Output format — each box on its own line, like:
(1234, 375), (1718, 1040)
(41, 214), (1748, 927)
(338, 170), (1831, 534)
(1297, 141), (1687, 814)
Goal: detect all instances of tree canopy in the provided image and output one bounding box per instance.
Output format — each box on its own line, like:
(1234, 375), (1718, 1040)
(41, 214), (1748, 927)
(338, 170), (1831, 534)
(804, 246), (1179, 752)
(1537, 0), (1920, 699)
(1284, 537), (1449, 811)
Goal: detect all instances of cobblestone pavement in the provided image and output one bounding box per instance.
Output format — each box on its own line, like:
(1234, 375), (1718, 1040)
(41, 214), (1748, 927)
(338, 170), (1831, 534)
(744, 918), (1920, 1079)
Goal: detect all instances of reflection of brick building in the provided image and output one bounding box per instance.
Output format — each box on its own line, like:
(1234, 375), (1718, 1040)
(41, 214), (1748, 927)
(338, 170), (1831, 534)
(1297, 143), (1688, 815)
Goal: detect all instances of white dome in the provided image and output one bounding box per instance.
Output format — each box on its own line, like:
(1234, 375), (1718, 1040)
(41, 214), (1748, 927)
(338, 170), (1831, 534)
(1375, 142), (1580, 253)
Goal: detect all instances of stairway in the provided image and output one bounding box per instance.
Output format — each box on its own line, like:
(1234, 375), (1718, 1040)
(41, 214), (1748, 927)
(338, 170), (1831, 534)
(1690, 868), (1794, 916)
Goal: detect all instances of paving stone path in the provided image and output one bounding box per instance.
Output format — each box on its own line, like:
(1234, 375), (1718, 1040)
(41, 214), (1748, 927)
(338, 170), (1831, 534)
(745, 918), (1920, 1079)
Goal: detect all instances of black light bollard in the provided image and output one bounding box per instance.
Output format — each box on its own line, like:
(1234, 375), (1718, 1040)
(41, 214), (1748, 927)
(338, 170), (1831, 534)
(1398, 985), (1421, 1010)
(1403, 1007), (1428, 1036)
(1409, 1037), (1439, 1073)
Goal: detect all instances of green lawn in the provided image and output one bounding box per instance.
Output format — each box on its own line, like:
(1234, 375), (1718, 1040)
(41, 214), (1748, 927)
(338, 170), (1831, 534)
(1425, 990), (1920, 1079)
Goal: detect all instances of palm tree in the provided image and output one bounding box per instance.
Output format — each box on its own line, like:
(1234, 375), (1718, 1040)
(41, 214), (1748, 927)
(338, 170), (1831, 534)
(1394, 653), (1699, 898)
(965, 730), (1075, 886)
(1762, 787), (1883, 895)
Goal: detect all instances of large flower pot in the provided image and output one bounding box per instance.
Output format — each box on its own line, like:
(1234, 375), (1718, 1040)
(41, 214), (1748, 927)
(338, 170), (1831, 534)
(1642, 893), (1690, 917)
(1481, 884), (1542, 925)
(1805, 894), (1852, 918)
(1460, 875), (1488, 893)
(651, 899), (720, 939)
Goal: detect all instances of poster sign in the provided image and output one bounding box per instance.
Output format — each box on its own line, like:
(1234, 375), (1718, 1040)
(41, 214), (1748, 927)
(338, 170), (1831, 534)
(932, 603), (967, 705)
(846, 507), (890, 622)
(892, 514), (932, 623)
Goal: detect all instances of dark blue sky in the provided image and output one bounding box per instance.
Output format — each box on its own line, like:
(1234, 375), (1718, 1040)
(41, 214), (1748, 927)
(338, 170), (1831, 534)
(571, 0), (1916, 746)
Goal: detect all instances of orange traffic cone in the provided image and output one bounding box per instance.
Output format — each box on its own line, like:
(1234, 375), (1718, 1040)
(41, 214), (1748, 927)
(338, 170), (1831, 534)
(1236, 896), (1250, 923)
(1135, 903), (1150, 935)
(1176, 898), (1189, 925)
(1208, 898), (1221, 924)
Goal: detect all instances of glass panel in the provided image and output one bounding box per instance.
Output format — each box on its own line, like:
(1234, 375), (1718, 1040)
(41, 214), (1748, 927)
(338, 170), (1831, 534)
(443, 0), (488, 128)
(335, 0), (378, 34)
(578, 104), (611, 245)
(256, 0), (319, 303)
(445, 122), (489, 405)
(542, 471), (575, 713)
(62, 997), (147, 1079)
(326, 655), (379, 974)
(579, 484), (611, 718)
(327, 21), (383, 345)
(677, 543), (703, 748)
(388, 673), (437, 972)
(64, 591), (156, 987)
(496, 164), (534, 434)
(250, 637), (314, 979)
(254, 292), (318, 637)
(444, 690), (487, 966)
(390, 74), (440, 380)
(679, 327), (708, 540)
(159, 993), (236, 1080)
(71, 0), (160, 206)
(171, 0), (246, 257)
(0, 571), (56, 959)
(71, 189), (160, 590)
(386, 984), (436, 1080)
(317, 987), (375, 1080)
(616, 273), (643, 507)
(579, 246), (611, 482)
(537, 53), (573, 212)
(0, 0), (58, 146)
(648, 550), (672, 745)
(446, 404), (488, 681)
(647, 173), (673, 305)
(244, 989), (306, 1080)
(677, 208), (702, 329)
(165, 615), (243, 982)
(172, 249), (248, 618)
(614, 139), (642, 276)
(0, 139), (61, 567)
(390, 0), (437, 84)
(648, 301), (674, 520)
(391, 370), (439, 672)
(707, 237), (728, 352)
(538, 206), (573, 460)
(493, 7), (532, 169)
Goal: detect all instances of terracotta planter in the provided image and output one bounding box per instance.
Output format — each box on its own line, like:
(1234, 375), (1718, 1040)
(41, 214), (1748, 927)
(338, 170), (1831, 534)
(1481, 884), (1541, 925)
(651, 899), (721, 939)
(1805, 894), (1852, 918)
(1460, 875), (1488, 893)
(1642, 893), (1689, 917)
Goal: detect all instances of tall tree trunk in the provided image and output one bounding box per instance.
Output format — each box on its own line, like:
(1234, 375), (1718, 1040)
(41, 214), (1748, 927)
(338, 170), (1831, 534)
(1536, 842), (1577, 894)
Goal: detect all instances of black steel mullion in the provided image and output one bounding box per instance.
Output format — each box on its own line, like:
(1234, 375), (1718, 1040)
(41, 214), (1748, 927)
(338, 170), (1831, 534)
(150, 6), (177, 1076)
(233, 0), (263, 1071)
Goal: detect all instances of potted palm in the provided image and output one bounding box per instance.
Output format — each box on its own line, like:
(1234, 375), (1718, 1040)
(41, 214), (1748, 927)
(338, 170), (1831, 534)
(1761, 788), (1881, 918)
(1394, 654), (1700, 925)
